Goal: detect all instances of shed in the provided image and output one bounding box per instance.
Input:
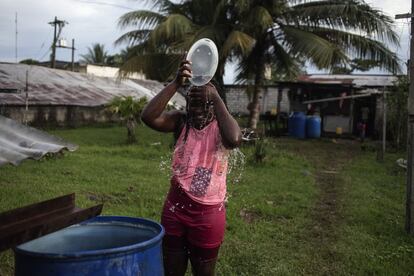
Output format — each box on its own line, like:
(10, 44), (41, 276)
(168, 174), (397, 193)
(289, 74), (398, 137)
(0, 63), (185, 127)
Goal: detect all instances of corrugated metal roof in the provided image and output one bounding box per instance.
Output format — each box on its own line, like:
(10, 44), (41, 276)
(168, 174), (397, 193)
(0, 63), (185, 108)
(0, 115), (77, 167)
(297, 74), (397, 87)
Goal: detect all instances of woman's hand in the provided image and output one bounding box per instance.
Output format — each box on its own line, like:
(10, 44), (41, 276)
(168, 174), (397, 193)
(174, 58), (192, 86)
(188, 84), (219, 103)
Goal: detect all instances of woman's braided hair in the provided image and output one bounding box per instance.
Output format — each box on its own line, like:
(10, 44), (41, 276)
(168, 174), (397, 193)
(183, 81), (225, 142)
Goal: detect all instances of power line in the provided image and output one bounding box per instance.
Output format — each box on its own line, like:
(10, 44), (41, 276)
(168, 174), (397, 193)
(39, 48), (51, 62)
(73, 0), (133, 10)
(34, 29), (53, 60)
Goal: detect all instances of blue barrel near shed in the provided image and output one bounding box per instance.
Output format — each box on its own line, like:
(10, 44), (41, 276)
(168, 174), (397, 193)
(14, 216), (165, 276)
(306, 115), (321, 138)
(288, 112), (306, 139)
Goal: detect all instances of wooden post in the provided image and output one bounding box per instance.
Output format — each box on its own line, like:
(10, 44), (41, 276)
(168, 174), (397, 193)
(382, 87), (387, 156)
(349, 87), (354, 135)
(404, 1), (414, 234)
(51, 16), (57, 68)
(71, 39), (75, 72)
(24, 69), (28, 125)
(276, 87), (283, 136)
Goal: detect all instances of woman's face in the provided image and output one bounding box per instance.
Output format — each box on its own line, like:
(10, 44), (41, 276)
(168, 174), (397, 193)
(187, 86), (214, 129)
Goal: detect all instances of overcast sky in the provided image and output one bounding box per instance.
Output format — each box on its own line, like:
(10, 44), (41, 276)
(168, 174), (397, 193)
(0, 0), (410, 83)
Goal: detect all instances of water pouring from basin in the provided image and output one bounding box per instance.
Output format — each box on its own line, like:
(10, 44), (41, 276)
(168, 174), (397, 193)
(186, 38), (219, 87)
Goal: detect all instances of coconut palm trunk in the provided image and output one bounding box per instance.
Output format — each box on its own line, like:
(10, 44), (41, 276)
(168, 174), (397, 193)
(248, 85), (262, 130)
(276, 88), (283, 136)
(247, 41), (266, 130)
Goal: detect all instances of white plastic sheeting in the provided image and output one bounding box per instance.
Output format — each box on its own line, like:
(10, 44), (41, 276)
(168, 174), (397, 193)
(0, 63), (185, 109)
(0, 115), (77, 167)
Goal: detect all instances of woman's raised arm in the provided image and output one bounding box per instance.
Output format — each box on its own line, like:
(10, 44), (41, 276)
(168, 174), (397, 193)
(141, 60), (191, 132)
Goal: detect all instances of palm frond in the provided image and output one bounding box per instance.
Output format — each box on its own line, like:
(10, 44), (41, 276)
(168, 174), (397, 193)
(300, 26), (401, 73)
(80, 43), (108, 64)
(212, 0), (230, 25)
(288, 0), (399, 45)
(194, 25), (230, 45)
(118, 10), (165, 30)
(221, 30), (255, 59)
(149, 14), (195, 46)
(234, 0), (252, 14)
(118, 45), (181, 81)
(114, 29), (152, 46)
(149, 0), (184, 14)
(282, 25), (349, 69)
(269, 38), (302, 80)
(245, 5), (274, 33)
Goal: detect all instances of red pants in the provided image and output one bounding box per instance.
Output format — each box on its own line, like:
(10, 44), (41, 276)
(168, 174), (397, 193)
(161, 183), (226, 249)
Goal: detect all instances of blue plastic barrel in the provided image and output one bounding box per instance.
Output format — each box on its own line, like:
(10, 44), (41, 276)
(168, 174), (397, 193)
(288, 112), (306, 139)
(306, 116), (321, 138)
(15, 216), (165, 276)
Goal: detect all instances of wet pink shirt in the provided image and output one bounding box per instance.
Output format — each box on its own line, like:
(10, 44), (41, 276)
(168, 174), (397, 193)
(171, 120), (229, 205)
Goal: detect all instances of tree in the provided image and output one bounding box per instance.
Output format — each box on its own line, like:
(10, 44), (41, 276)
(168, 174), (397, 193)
(106, 54), (124, 67)
(387, 76), (409, 151)
(232, 0), (401, 129)
(108, 96), (148, 143)
(81, 43), (109, 65)
(116, 0), (253, 87)
(117, 0), (401, 130)
(331, 58), (383, 74)
(19, 59), (40, 65)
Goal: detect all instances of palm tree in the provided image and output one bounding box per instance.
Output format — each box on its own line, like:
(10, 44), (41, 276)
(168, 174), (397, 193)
(81, 43), (109, 65)
(116, 0), (253, 87)
(232, 0), (401, 129)
(117, 0), (400, 129)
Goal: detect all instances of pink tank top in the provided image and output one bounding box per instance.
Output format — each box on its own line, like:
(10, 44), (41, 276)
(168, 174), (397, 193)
(171, 120), (229, 205)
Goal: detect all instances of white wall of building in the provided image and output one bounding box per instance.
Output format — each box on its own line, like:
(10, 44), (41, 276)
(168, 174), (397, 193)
(86, 64), (145, 80)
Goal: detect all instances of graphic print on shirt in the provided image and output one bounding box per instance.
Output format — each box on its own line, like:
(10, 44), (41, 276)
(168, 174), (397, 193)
(189, 166), (213, 197)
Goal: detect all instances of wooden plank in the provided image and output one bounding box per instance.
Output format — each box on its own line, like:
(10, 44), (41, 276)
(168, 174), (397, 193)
(0, 204), (75, 236)
(0, 194), (75, 225)
(0, 204), (102, 252)
(0, 194), (103, 251)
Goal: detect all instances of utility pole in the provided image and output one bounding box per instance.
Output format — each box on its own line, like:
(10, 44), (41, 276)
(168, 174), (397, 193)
(55, 38), (76, 71)
(48, 17), (67, 68)
(71, 39), (75, 71)
(23, 70), (29, 125)
(396, 1), (414, 234)
(382, 86), (386, 159)
(15, 12), (18, 63)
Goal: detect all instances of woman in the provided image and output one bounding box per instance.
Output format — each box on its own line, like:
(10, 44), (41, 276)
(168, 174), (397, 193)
(141, 59), (241, 276)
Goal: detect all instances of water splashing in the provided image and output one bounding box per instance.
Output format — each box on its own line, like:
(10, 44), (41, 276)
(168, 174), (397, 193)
(226, 148), (246, 185)
(159, 152), (173, 178)
(158, 147), (245, 185)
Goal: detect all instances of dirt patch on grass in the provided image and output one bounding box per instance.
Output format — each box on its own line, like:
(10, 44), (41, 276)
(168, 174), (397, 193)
(282, 138), (360, 275)
(239, 208), (261, 223)
(84, 191), (128, 204)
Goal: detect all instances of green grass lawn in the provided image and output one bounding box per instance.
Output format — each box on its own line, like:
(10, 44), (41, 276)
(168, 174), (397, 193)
(1, 125), (413, 275)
